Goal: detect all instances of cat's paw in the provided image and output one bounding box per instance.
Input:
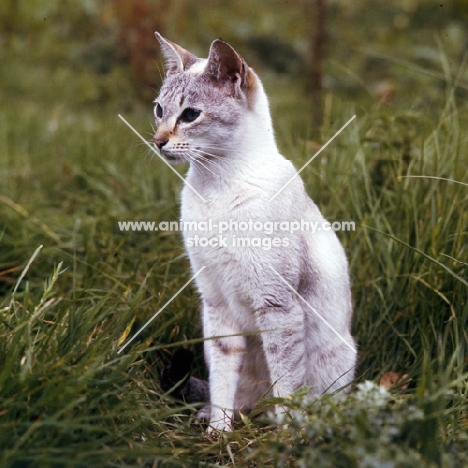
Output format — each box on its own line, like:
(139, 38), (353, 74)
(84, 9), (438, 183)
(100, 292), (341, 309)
(206, 418), (232, 434)
(205, 411), (233, 433)
(196, 405), (211, 422)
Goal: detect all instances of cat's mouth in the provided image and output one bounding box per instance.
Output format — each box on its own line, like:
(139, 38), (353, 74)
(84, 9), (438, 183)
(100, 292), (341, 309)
(159, 151), (185, 164)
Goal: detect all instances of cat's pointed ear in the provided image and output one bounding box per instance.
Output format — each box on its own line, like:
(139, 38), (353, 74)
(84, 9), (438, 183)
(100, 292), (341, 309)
(205, 39), (248, 88)
(155, 32), (198, 74)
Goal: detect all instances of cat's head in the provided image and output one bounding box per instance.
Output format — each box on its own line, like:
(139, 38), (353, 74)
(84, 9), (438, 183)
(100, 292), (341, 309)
(153, 33), (265, 165)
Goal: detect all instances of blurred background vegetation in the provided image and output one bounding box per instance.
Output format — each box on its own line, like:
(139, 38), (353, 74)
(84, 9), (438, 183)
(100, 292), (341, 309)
(1, 0), (468, 108)
(0, 0), (467, 466)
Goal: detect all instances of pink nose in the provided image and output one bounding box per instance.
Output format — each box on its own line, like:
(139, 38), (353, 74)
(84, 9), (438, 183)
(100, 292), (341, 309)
(153, 136), (168, 149)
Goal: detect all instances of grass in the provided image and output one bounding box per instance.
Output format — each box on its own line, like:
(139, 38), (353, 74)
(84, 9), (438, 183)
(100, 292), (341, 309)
(1, 1), (468, 466)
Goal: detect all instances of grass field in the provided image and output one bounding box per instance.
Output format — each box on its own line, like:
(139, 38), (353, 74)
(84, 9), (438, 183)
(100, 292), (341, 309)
(0, 1), (467, 467)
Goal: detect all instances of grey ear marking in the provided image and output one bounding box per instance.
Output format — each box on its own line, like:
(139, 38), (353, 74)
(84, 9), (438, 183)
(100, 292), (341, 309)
(155, 32), (198, 74)
(205, 39), (247, 87)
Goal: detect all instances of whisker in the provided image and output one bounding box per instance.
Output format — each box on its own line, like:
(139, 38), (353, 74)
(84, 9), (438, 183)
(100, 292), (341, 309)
(191, 151), (222, 166)
(193, 158), (218, 176)
(197, 144), (230, 150)
(187, 151), (219, 176)
(199, 150), (224, 164)
(195, 148), (228, 157)
(191, 147), (223, 160)
(192, 148), (226, 164)
(189, 157), (206, 177)
(190, 149), (228, 174)
(133, 141), (150, 148)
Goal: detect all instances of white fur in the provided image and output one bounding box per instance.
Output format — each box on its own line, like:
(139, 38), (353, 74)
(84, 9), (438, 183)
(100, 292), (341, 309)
(187, 59), (208, 75)
(154, 35), (357, 432)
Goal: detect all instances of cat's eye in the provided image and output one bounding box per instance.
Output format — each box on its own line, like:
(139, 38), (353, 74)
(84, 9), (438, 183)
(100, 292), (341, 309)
(155, 103), (163, 118)
(180, 108), (201, 123)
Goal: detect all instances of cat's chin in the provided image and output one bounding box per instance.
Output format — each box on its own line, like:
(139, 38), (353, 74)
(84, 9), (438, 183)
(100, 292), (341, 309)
(160, 153), (185, 165)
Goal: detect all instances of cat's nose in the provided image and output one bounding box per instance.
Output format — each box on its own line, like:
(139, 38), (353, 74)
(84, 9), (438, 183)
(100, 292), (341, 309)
(153, 135), (169, 149)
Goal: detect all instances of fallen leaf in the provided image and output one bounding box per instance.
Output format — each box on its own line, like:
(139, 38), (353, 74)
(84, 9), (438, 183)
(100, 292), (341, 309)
(379, 371), (410, 390)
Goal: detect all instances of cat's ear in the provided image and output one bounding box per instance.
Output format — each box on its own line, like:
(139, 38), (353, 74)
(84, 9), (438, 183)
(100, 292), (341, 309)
(155, 32), (198, 74)
(205, 39), (248, 89)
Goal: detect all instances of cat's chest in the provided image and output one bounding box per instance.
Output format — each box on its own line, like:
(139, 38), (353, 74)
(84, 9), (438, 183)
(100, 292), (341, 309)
(180, 197), (262, 260)
(180, 185), (273, 275)
(181, 180), (267, 227)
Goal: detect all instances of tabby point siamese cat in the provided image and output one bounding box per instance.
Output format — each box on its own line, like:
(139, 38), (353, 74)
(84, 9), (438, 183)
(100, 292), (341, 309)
(153, 32), (356, 432)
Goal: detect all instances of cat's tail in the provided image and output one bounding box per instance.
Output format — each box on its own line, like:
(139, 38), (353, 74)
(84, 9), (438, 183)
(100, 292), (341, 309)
(159, 349), (210, 404)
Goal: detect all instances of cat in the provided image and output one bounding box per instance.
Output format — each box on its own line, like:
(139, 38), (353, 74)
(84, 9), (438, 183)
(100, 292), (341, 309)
(159, 349), (209, 403)
(153, 32), (357, 432)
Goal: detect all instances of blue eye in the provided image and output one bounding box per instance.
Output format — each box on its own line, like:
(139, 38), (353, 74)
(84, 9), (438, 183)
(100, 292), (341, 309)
(156, 103), (163, 118)
(180, 108), (201, 122)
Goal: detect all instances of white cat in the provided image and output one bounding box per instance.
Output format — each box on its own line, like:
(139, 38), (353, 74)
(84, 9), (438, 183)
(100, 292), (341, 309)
(153, 33), (356, 432)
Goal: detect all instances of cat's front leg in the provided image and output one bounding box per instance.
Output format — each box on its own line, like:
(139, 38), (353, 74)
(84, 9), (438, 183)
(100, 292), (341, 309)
(255, 301), (306, 402)
(204, 305), (246, 432)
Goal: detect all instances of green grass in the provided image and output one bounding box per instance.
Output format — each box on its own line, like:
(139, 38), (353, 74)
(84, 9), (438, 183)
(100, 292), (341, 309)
(1, 1), (468, 466)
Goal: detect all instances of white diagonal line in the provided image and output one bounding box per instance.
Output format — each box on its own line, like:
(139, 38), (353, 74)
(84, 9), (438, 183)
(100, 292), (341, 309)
(268, 265), (357, 353)
(117, 266), (206, 354)
(269, 114), (356, 201)
(118, 114), (207, 202)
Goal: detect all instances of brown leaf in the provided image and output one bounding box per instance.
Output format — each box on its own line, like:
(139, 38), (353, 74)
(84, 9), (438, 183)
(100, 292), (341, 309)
(379, 371), (410, 390)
